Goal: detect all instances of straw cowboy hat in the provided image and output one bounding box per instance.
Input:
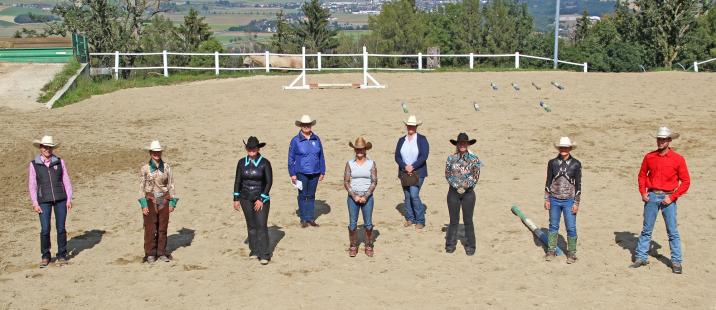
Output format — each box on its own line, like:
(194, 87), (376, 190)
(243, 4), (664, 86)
(33, 135), (59, 148)
(654, 126), (680, 139)
(144, 140), (164, 152)
(450, 132), (476, 146)
(554, 137), (577, 149)
(295, 115), (317, 127)
(403, 115), (422, 126)
(349, 136), (372, 150)
(243, 136), (267, 149)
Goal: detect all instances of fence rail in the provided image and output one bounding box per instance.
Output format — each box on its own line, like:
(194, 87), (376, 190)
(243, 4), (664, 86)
(89, 46), (590, 81)
(694, 58), (716, 72)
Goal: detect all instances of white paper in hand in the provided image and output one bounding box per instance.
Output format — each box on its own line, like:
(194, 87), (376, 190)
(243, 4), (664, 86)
(292, 180), (303, 191)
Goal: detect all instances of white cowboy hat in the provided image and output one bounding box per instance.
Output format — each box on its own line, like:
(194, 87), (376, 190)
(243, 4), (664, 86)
(32, 135), (59, 148)
(295, 115), (317, 127)
(554, 136), (577, 149)
(144, 140), (164, 152)
(654, 126), (680, 139)
(403, 115), (423, 126)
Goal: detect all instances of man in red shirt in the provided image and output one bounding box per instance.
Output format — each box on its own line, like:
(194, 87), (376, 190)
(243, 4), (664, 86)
(631, 127), (690, 274)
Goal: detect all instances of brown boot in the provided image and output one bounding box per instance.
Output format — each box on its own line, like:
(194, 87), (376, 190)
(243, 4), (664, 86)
(348, 229), (358, 257)
(364, 228), (374, 257)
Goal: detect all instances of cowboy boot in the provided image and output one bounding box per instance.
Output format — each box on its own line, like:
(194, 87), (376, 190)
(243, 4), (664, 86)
(364, 228), (374, 257)
(545, 232), (558, 261)
(348, 229), (358, 257)
(566, 236), (578, 264)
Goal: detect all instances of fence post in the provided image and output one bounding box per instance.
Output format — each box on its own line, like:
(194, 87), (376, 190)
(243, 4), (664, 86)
(469, 53), (474, 69)
(694, 61), (699, 72)
(317, 52), (322, 71)
(114, 51), (119, 80)
(265, 51), (270, 73)
(214, 51), (220, 76)
(162, 50), (168, 77)
(583, 62), (588, 73)
(515, 52), (520, 69)
(418, 52), (423, 70)
(363, 46), (368, 86)
(301, 46), (306, 86)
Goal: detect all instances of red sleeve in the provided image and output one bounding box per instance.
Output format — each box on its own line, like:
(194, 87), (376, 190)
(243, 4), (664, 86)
(638, 155), (649, 195)
(670, 156), (691, 200)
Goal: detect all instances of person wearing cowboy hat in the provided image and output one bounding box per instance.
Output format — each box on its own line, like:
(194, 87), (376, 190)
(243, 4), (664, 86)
(394, 115), (430, 229)
(343, 137), (378, 257)
(28, 135), (74, 268)
(544, 137), (582, 264)
(138, 140), (179, 264)
(288, 115), (326, 228)
(444, 133), (481, 255)
(631, 127), (690, 274)
(233, 136), (274, 265)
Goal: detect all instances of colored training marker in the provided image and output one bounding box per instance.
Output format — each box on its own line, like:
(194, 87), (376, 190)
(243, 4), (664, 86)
(473, 102), (480, 112)
(511, 205), (564, 256)
(491, 82), (498, 91)
(511, 83), (520, 91)
(531, 82), (541, 90)
(401, 101), (409, 113)
(539, 101), (551, 112)
(551, 81), (565, 90)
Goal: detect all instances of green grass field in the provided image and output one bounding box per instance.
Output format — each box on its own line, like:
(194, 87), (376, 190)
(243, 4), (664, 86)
(0, 6), (48, 16)
(0, 20), (15, 27)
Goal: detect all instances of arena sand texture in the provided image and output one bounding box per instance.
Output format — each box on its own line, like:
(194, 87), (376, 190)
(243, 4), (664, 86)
(0, 72), (715, 309)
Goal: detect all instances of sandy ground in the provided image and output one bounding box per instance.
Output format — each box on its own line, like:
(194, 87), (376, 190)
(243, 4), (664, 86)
(0, 71), (715, 309)
(0, 62), (63, 110)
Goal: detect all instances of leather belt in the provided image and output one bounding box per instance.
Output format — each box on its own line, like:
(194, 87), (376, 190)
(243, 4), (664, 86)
(648, 189), (674, 195)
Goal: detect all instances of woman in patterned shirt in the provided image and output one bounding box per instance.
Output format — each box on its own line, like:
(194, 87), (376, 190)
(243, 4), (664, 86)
(444, 133), (481, 256)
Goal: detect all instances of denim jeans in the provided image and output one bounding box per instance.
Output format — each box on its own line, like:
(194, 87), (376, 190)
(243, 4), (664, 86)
(296, 173), (320, 222)
(635, 192), (682, 263)
(347, 195), (374, 230)
(39, 200), (68, 260)
(548, 197), (577, 238)
(446, 187), (476, 251)
(402, 177), (425, 225)
(240, 199), (271, 260)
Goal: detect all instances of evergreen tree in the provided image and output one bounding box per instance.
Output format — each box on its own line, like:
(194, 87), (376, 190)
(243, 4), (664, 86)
(291, 0), (338, 52)
(179, 8), (212, 51)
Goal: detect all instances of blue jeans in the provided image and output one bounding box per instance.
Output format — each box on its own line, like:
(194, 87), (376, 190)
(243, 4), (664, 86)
(636, 192), (682, 263)
(39, 200), (68, 259)
(403, 177), (425, 225)
(347, 195), (374, 230)
(296, 173), (320, 222)
(548, 197), (577, 238)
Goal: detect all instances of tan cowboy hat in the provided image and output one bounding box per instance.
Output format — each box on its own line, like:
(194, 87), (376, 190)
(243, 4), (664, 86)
(32, 135), (59, 148)
(654, 126), (680, 139)
(349, 136), (372, 150)
(554, 136), (577, 149)
(403, 115), (422, 126)
(144, 140), (164, 152)
(295, 115), (317, 127)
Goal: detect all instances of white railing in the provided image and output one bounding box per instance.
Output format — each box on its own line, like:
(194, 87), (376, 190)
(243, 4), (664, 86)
(90, 46), (589, 82)
(694, 58), (716, 72)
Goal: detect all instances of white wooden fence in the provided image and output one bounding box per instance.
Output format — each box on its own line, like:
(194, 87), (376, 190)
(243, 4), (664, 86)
(694, 58), (716, 72)
(90, 46), (590, 82)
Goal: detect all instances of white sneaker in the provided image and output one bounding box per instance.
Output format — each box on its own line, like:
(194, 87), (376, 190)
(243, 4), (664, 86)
(259, 259), (269, 265)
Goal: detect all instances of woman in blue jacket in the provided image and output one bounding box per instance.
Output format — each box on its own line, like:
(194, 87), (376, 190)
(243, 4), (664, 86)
(394, 115), (429, 229)
(288, 115), (326, 228)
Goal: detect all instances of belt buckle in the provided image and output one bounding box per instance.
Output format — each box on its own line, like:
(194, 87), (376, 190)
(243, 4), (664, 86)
(153, 192), (165, 199)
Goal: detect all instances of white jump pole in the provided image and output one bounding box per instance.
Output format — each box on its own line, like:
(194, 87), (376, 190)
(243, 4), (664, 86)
(301, 46), (306, 86)
(418, 52), (422, 70)
(469, 53), (474, 69)
(694, 61), (699, 72)
(583, 62), (588, 73)
(515, 52), (520, 69)
(162, 50), (168, 77)
(363, 46), (368, 86)
(264, 51), (270, 73)
(114, 51), (119, 80)
(317, 52), (322, 71)
(214, 51), (220, 76)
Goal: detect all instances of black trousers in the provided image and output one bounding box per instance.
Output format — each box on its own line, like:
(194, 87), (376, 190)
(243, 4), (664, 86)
(446, 187), (476, 250)
(240, 199), (271, 260)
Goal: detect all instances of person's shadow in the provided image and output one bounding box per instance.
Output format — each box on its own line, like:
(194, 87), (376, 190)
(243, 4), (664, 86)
(440, 224), (476, 250)
(395, 203), (429, 220)
(167, 228), (195, 257)
(356, 226), (381, 246)
(295, 199), (331, 221)
(614, 231), (671, 266)
(67, 229), (105, 259)
(242, 225), (285, 258)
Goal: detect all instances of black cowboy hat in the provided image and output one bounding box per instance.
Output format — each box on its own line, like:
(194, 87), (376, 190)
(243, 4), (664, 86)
(243, 136), (267, 149)
(450, 132), (477, 145)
